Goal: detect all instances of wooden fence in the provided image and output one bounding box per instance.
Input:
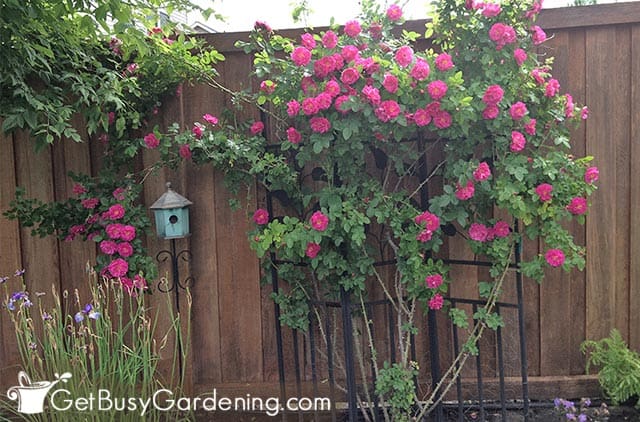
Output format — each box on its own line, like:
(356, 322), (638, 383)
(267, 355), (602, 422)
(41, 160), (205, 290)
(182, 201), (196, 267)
(1, 2), (640, 400)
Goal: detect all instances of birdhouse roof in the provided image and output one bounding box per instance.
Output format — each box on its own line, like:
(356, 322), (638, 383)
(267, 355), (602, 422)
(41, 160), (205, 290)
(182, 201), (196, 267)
(150, 183), (193, 209)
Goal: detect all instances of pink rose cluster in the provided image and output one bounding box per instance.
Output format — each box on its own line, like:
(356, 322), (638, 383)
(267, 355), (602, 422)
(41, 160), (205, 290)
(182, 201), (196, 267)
(468, 220), (511, 242)
(414, 210), (441, 243)
(283, 5), (460, 144)
(71, 185), (140, 283)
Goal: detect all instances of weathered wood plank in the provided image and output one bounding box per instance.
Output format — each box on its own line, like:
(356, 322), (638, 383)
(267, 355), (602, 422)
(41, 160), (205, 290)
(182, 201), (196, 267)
(629, 25), (640, 352)
(216, 51), (263, 383)
(0, 127), (24, 381)
(585, 27), (619, 343)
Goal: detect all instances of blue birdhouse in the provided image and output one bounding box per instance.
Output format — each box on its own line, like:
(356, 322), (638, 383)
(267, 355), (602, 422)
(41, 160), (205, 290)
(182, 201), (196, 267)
(150, 183), (193, 239)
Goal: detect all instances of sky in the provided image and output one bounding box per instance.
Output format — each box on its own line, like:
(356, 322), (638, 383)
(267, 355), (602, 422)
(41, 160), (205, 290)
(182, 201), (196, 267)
(190, 0), (631, 32)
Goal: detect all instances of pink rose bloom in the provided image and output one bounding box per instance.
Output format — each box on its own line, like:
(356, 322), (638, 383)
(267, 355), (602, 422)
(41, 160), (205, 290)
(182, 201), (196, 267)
(253, 209), (269, 225)
(179, 144), (192, 160)
(383, 73), (399, 93)
(300, 33), (316, 49)
(287, 127), (302, 144)
(427, 80), (448, 101)
(86, 214), (100, 224)
(108, 111), (116, 125)
(509, 101), (528, 120)
(526, 0), (543, 19)
(344, 20), (361, 37)
(414, 109), (432, 127)
(113, 187), (126, 201)
(428, 294), (444, 310)
(410, 59), (430, 81)
(313, 57), (334, 78)
(469, 223), (490, 242)
(433, 111), (452, 129)
(69, 225), (85, 236)
(120, 225), (136, 242)
(581, 107), (589, 120)
(302, 97), (319, 116)
(106, 204), (125, 220)
(565, 94), (575, 117)
(106, 223), (123, 240)
(416, 229), (433, 243)
(82, 198), (99, 209)
(250, 121), (265, 135)
(300, 76), (318, 94)
(473, 162), (492, 181)
(482, 3), (501, 17)
(426, 274), (443, 289)
(144, 133), (160, 149)
(483, 105), (500, 120)
(531, 25), (547, 45)
(341, 45), (360, 62)
(309, 117), (331, 133)
(395, 46), (414, 68)
(362, 85), (381, 105)
(100, 240), (118, 255)
(510, 131), (527, 152)
(260, 80), (276, 94)
(192, 123), (204, 139)
(305, 242), (321, 259)
(415, 211), (440, 232)
(324, 80), (341, 98)
(291, 47), (312, 66)
(531, 68), (546, 85)
(567, 197), (587, 215)
(334, 95), (350, 114)
(374, 100), (402, 122)
(340, 67), (360, 85)
(73, 183), (87, 195)
(117, 242), (134, 258)
(584, 166), (599, 184)
(455, 180), (475, 200)
(107, 258), (129, 278)
(287, 100), (301, 117)
(310, 211), (329, 231)
(524, 118), (537, 136)
(315, 93), (332, 110)
(514, 48), (527, 66)
(435, 53), (454, 71)
(482, 85), (504, 105)
(322, 30), (338, 49)
(535, 183), (553, 202)
(489, 23), (517, 50)
(386, 4), (403, 21)
(545, 79), (560, 97)
(545, 249), (565, 267)
(493, 221), (510, 238)
(203, 113), (218, 125)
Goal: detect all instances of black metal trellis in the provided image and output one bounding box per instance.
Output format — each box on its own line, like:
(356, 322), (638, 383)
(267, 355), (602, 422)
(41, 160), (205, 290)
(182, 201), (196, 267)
(263, 136), (530, 421)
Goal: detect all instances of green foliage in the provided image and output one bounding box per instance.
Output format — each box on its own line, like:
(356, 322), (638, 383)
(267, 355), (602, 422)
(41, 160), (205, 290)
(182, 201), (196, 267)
(581, 329), (640, 406)
(0, 0), (218, 148)
(375, 362), (419, 421)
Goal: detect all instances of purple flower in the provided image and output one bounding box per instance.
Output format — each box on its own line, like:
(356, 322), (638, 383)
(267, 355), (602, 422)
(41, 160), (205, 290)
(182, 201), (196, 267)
(0, 276), (8, 284)
(578, 414), (587, 422)
(88, 311), (101, 320)
(14, 269), (25, 277)
(83, 304), (93, 314)
(74, 312), (85, 323)
(6, 300), (16, 311)
(11, 291), (27, 301)
(28, 342), (37, 350)
(42, 312), (53, 321)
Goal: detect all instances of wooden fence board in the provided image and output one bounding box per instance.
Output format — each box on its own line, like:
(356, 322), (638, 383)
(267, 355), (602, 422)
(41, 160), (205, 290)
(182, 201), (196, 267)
(0, 128), (23, 380)
(585, 27), (620, 343)
(629, 25), (640, 352)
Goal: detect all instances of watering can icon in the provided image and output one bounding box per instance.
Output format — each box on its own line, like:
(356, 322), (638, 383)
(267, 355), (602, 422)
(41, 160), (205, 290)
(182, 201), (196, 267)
(7, 371), (72, 414)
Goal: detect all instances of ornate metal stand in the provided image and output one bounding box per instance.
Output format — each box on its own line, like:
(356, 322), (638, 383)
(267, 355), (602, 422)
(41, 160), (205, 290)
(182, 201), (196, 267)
(156, 238), (194, 379)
